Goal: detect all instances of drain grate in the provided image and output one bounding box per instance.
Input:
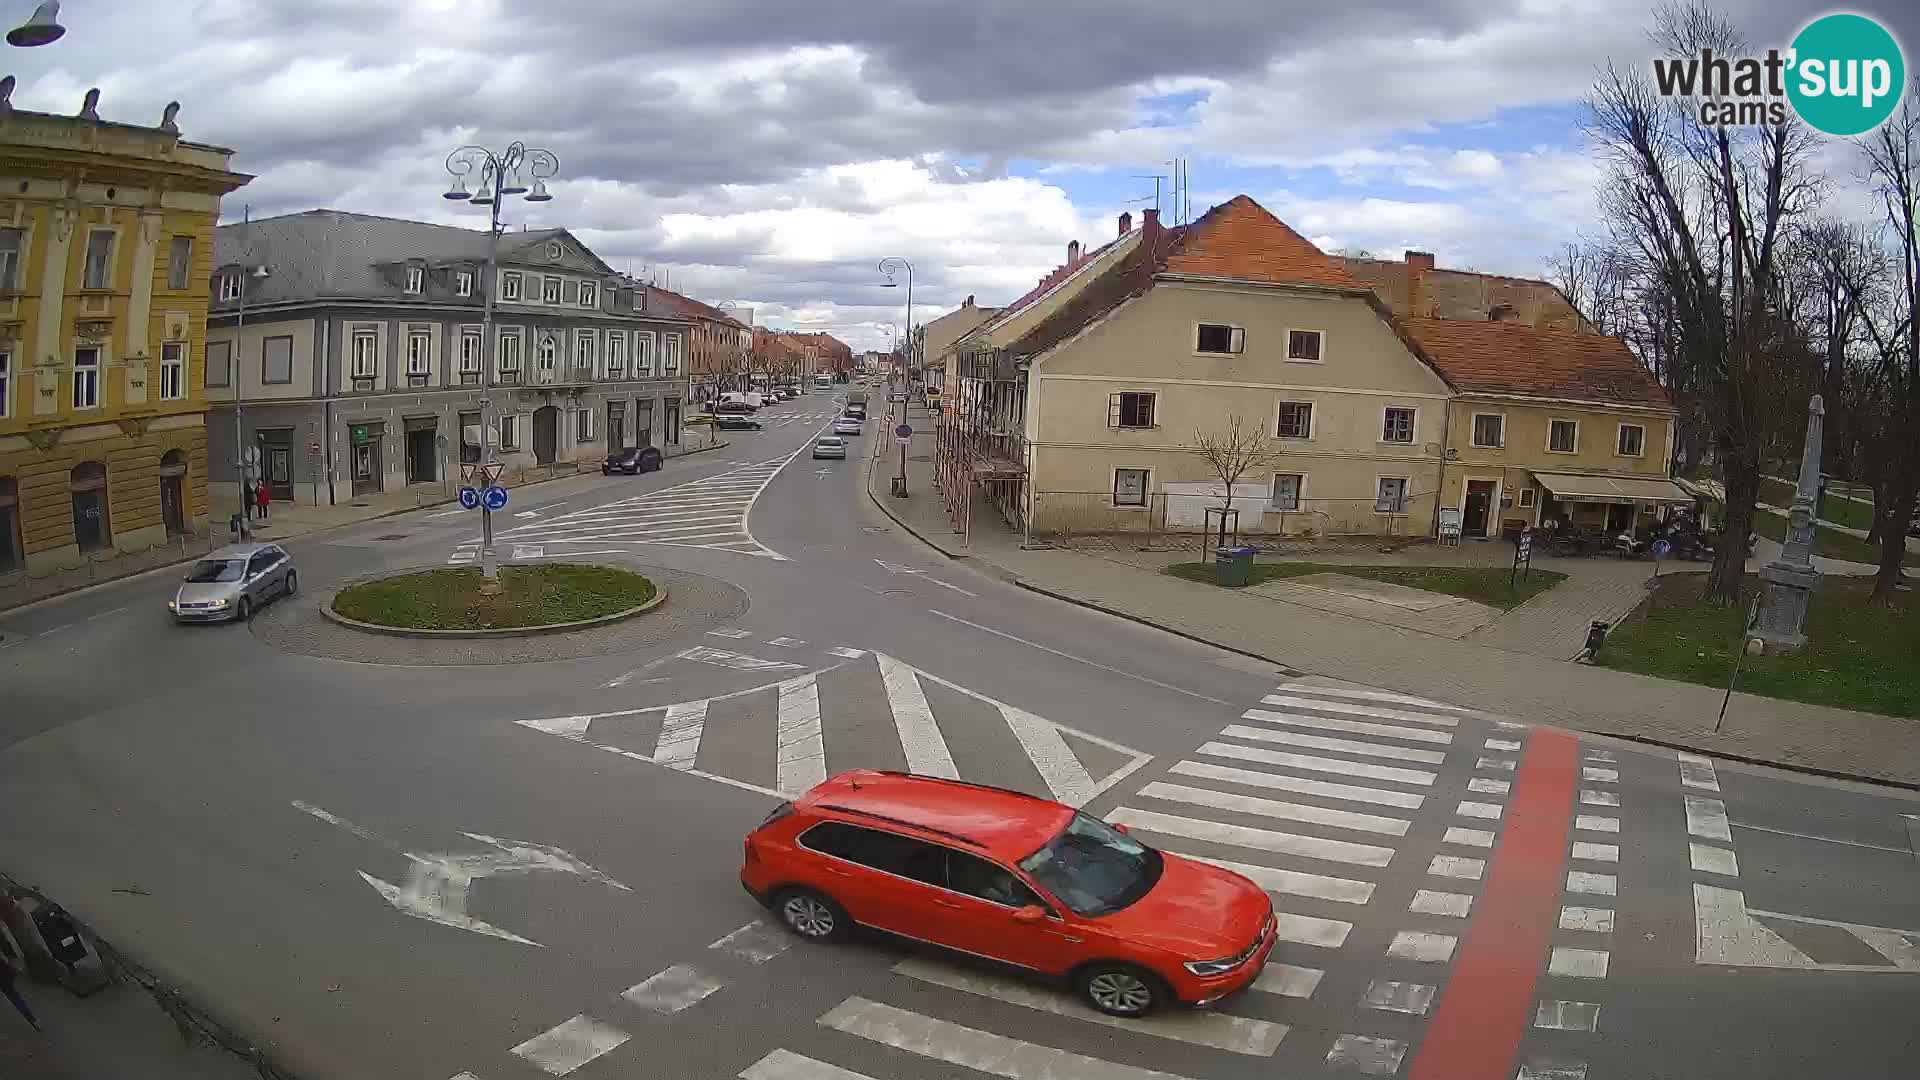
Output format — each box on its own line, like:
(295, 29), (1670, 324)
(372, 533), (409, 541)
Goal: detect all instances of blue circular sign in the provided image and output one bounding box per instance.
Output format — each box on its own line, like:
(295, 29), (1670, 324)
(482, 485), (509, 511)
(458, 486), (481, 510)
(895, 423), (913, 439)
(1652, 539), (1672, 558)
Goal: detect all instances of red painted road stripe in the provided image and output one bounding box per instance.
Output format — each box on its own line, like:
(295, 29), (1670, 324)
(1409, 727), (1579, 1080)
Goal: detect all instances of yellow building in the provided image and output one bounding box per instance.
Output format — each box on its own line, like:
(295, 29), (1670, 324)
(0, 85), (250, 573)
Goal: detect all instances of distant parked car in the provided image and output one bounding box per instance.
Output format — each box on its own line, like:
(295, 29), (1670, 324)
(716, 400), (756, 415)
(170, 542), (296, 623)
(715, 414), (763, 430)
(812, 436), (847, 460)
(603, 446), (663, 475)
(832, 417), (864, 436)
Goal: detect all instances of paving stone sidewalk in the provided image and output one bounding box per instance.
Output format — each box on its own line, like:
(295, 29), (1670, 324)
(868, 422), (1920, 787)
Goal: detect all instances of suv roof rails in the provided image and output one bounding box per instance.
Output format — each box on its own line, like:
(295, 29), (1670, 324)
(869, 771), (1051, 805)
(814, 804), (987, 849)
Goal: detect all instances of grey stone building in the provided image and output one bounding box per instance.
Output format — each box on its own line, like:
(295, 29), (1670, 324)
(205, 210), (692, 505)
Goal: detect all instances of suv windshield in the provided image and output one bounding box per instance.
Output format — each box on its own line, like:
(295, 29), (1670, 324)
(1017, 813), (1162, 917)
(184, 559), (247, 583)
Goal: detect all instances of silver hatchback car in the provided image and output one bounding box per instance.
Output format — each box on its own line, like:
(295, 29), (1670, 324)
(170, 542), (297, 623)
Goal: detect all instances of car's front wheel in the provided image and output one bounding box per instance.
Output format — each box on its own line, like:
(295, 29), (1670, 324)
(282, 570), (298, 597)
(774, 888), (850, 943)
(1075, 963), (1164, 1017)
(234, 596), (253, 623)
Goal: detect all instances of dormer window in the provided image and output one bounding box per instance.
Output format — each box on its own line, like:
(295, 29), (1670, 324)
(217, 274), (241, 302)
(455, 269), (474, 297)
(405, 265), (424, 294)
(542, 276), (561, 304)
(579, 281), (598, 308)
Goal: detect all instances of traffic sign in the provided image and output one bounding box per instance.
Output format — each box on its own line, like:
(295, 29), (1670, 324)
(895, 423), (913, 439)
(480, 462), (505, 486)
(458, 486), (481, 510)
(482, 485), (509, 511)
(1651, 539), (1671, 558)
(895, 436), (911, 447)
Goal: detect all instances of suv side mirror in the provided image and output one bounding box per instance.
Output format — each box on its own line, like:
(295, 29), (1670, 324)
(1012, 905), (1047, 925)
(1111, 823), (1130, 835)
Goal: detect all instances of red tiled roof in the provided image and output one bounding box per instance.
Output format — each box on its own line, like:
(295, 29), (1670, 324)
(1404, 317), (1669, 409)
(1162, 195), (1365, 290)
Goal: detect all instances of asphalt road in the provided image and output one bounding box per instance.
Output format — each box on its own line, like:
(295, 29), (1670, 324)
(2, 385), (1916, 1080)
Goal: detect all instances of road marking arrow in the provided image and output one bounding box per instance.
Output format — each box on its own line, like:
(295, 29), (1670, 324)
(873, 558), (925, 574)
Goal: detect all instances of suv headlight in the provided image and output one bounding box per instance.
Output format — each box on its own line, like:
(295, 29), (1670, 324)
(207, 597), (230, 608)
(1184, 957), (1243, 977)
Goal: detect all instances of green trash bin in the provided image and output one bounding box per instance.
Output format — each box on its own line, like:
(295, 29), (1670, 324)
(1214, 545), (1255, 587)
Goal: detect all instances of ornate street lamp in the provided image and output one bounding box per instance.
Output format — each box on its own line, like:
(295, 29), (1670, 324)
(6, 1), (64, 47)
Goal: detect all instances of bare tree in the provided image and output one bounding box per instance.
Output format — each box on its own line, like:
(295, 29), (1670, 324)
(1547, 240), (1637, 336)
(1191, 415), (1287, 548)
(1585, 2), (1826, 603)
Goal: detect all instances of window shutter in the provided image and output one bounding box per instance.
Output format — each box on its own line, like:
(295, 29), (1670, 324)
(1108, 394), (1122, 428)
(1229, 327), (1245, 353)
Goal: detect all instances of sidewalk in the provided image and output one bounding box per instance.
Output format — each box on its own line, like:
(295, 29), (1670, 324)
(868, 423), (1920, 787)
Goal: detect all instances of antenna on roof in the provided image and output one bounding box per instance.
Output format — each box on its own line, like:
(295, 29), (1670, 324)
(1131, 173), (1165, 212)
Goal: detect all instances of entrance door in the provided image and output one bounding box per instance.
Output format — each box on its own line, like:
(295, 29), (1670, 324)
(0, 477), (22, 574)
(69, 462), (111, 553)
(1464, 480), (1496, 536)
(607, 401), (625, 451)
(533, 406), (559, 465)
(1607, 504), (1634, 532)
(634, 399), (655, 448)
(406, 428), (437, 484)
(352, 440), (383, 496)
(267, 447), (294, 501)
(159, 450), (188, 537)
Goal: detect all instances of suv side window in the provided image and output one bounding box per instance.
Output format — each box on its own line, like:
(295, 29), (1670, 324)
(946, 850), (1043, 908)
(247, 552), (274, 577)
(799, 822), (944, 886)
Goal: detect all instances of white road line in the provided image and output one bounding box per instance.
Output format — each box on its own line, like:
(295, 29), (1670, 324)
(818, 997), (1201, 1080)
(1534, 1001), (1602, 1031)
(1259, 693), (1459, 727)
(1567, 871), (1617, 896)
(928, 610), (1240, 706)
(1518, 1061), (1590, 1080)
(825, 646), (866, 658)
(1252, 963), (1324, 998)
(1137, 781), (1411, 837)
(1685, 796), (1732, 841)
(1572, 842), (1619, 863)
(1195, 741), (1436, 786)
(1167, 760), (1425, 809)
(1584, 749), (1617, 762)
(1485, 738), (1522, 751)
(1443, 826), (1495, 847)
(1582, 767), (1618, 782)
(1240, 708), (1453, 745)
(926, 578), (978, 596)
(708, 921), (793, 964)
(1274, 911), (1354, 947)
(892, 958), (1287, 1055)
(1678, 751), (1721, 791)
(1744, 910), (1920, 970)
(776, 674), (827, 794)
(1106, 807), (1397, 867)
(1690, 843), (1739, 875)
(510, 1014), (630, 1076)
(1468, 778), (1511, 795)
(86, 605), (128, 621)
(1386, 931), (1457, 962)
(1730, 821), (1916, 854)
(1549, 947), (1610, 978)
(1580, 789), (1619, 806)
(1360, 979), (1436, 1015)
(878, 653), (958, 779)
(1480, 756), (1518, 771)
(1170, 850), (1376, 904)
(709, 628), (753, 638)
(1410, 889), (1474, 917)
(1001, 704), (1098, 807)
(1276, 682), (1473, 712)
(739, 1049), (878, 1080)
(1218, 725), (1446, 765)
(676, 646), (805, 673)
(1428, 855), (1485, 880)
(767, 636), (805, 647)
(1560, 906), (1614, 932)
(621, 964), (725, 1013)
(653, 699), (708, 771)
(1326, 1033), (1407, 1075)
(1576, 815), (1621, 833)
(1457, 801), (1504, 820)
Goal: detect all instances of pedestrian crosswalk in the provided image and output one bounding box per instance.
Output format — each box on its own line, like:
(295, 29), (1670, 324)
(448, 456), (793, 564)
(512, 649), (1152, 808)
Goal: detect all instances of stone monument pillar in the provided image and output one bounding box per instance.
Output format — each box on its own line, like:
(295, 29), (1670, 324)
(1753, 395), (1823, 654)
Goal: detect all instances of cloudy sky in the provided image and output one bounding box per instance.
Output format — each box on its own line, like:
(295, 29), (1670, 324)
(5, 0), (1910, 351)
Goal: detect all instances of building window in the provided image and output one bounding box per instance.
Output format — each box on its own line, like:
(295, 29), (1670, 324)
(1471, 413), (1504, 448)
(159, 341), (186, 400)
(458, 410), (482, 464)
(406, 330), (432, 384)
(1195, 323), (1243, 354)
(1382, 407), (1416, 444)
(579, 281), (598, 308)
(1271, 473), (1302, 511)
(167, 236), (193, 291)
(497, 330), (522, 380)
(206, 340), (231, 387)
(542, 276), (561, 304)
(260, 335), (293, 385)
(1287, 329), (1323, 362)
(1108, 391), (1156, 429)
(1376, 477), (1410, 513)
(0, 228), (21, 290)
(606, 331), (626, 378)
(574, 331), (595, 376)
(72, 346), (101, 408)
(499, 414), (518, 450)
(0, 349), (11, 418)
(575, 407), (593, 442)
(635, 332), (655, 377)
(218, 274), (241, 302)
(538, 335), (557, 375)
(1617, 423), (1646, 457)
(455, 270), (474, 297)
(501, 271), (523, 301)
(1276, 401), (1312, 439)
(1549, 418), (1578, 454)
(404, 266), (424, 294)
(1113, 468), (1149, 507)
(350, 331), (378, 380)
(663, 334), (682, 374)
(1519, 487), (1538, 508)
(459, 331), (482, 384)
(82, 229), (115, 289)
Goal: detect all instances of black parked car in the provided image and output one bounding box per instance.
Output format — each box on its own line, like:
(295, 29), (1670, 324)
(714, 414), (764, 431)
(603, 446), (664, 475)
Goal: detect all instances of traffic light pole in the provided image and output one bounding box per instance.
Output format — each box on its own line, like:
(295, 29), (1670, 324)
(477, 190), (503, 594)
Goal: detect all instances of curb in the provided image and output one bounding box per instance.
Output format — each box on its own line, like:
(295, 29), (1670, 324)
(319, 565), (667, 638)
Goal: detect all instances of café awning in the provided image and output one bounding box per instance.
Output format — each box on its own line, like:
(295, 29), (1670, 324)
(1532, 471), (1694, 506)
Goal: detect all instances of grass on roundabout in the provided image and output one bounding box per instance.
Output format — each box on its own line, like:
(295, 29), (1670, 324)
(331, 563), (656, 630)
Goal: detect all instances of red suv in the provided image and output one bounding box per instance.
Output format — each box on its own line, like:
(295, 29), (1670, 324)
(740, 770), (1275, 1016)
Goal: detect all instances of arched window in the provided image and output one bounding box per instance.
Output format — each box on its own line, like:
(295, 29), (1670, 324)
(0, 476), (21, 574)
(69, 461), (111, 553)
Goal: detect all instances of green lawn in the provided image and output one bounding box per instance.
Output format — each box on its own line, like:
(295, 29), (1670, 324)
(1597, 572), (1919, 717)
(1759, 476), (1876, 532)
(1750, 505), (1920, 568)
(1166, 561), (1566, 610)
(333, 564), (656, 630)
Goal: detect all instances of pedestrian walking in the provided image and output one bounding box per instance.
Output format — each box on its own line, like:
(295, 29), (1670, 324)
(254, 477), (271, 524)
(0, 962), (39, 1032)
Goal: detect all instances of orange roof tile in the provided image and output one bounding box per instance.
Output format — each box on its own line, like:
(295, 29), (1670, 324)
(1404, 318), (1669, 409)
(1162, 195), (1365, 290)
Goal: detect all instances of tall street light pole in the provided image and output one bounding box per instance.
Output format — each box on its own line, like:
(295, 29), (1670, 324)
(879, 257), (914, 494)
(444, 140), (558, 595)
(229, 209), (270, 542)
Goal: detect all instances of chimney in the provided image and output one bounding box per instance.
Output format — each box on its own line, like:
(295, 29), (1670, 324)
(1405, 250), (1435, 317)
(1141, 208), (1162, 251)
(964, 294), (974, 307)
(1067, 240), (1081, 265)
(1118, 211), (1132, 236)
